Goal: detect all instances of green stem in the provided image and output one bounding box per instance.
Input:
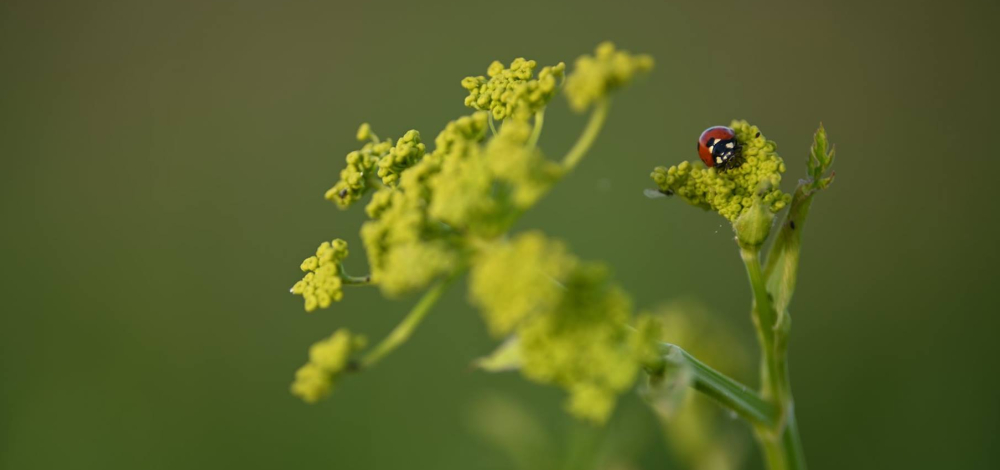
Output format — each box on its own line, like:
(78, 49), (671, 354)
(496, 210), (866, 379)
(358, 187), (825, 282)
(359, 272), (459, 368)
(755, 430), (788, 470)
(560, 98), (609, 171)
(527, 109), (545, 150)
(740, 246), (807, 470)
(341, 275), (373, 285)
(658, 343), (777, 429)
(783, 407), (807, 470)
(740, 247), (783, 404)
(751, 408), (807, 470)
(741, 247), (775, 337)
(488, 113), (499, 137)
(337, 264), (373, 285)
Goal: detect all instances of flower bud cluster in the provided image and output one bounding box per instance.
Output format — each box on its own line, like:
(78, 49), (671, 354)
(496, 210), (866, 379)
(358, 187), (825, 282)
(650, 120), (791, 222)
(290, 329), (367, 403)
(325, 124), (424, 208)
(564, 42), (654, 112)
(470, 232), (661, 423)
(290, 239), (350, 312)
(462, 58), (566, 120)
(292, 45), (660, 422)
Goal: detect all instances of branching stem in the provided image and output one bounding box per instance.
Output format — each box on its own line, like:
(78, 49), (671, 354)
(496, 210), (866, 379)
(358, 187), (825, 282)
(360, 272), (460, 368)
(488, 113), (499, 137)
(338, 264), (374, 286)
(561, 99), (609, 171)
(740, 245), (806, 470)
(657, 343), (777, 428)
(740, 247), (783, 404)
(527, 110), (545, 150)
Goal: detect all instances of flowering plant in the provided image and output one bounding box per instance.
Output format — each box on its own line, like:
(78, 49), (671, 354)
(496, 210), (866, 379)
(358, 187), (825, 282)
(287, 42), (834, 470)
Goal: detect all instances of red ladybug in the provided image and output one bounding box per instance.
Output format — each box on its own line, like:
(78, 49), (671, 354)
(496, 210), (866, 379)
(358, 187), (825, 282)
(697, 126), (743, 170)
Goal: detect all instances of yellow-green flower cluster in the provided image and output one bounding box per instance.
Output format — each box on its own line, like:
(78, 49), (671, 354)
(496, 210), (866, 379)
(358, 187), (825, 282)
(376, 241), (458, 297)
(650, 120), (791, 222)
(564, 42), (654, 112)
(375, 130), (426, 186)
(292, 43), (660, 421)
(427, 118), (560, 235)
(359, 113), (490, 296)
(325, 124), (425, 208)
(468, 232), (577, 336)
(291, 328), (367, 403)
(426, 136), (497, 234)
(461, 58), (566, 120)
(325, 133), (389, 209)
(433, 112), (491, 156)
(291, 239), (350, 312)
(483, 120), (562, 208)
(360, 186), (458, 298)
(470, 232), (661, 423)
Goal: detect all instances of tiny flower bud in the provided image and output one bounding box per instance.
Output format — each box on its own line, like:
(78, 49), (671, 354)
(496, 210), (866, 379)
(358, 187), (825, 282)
(356, 123), (371, 142)
(734, 194), (775, 249)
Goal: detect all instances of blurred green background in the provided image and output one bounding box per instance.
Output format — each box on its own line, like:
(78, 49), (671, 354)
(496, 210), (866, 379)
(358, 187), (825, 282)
(2, 0), (998, 468)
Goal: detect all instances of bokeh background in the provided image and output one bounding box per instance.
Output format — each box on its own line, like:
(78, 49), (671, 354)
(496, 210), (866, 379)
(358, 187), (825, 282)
(2, 0), (998, 468)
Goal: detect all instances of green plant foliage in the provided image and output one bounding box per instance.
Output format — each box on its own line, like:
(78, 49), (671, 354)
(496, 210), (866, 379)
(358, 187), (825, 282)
(288, 42), (655, 422)
(287, 40), (835, 470)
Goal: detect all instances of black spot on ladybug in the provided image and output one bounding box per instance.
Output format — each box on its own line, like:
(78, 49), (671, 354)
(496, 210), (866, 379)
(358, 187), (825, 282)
(790, 220), (796, 230)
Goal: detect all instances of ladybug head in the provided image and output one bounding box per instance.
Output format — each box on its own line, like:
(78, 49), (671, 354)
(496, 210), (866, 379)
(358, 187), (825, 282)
(707, 136), (741, 168)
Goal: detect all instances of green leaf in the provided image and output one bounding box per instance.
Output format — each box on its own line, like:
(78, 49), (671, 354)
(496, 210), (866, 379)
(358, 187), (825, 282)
(765, 123), (836, 316)
(474, 335), (523, 372)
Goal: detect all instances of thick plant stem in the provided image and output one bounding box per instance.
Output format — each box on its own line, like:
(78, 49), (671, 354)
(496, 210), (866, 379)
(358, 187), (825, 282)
(783, 408), (807, 469)
(561, 99), (609, 171)
(658, 343), (777, 429)
(755, 431), (788, 470)
(740, 247), (784, 408)
(360, 273), (458, 368)
(751, 409), (806, 470)
(740, 245), (807, 470)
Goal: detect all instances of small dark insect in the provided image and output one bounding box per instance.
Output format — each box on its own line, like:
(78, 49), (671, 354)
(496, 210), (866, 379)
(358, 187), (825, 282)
(643, 188), (673, 199)
(790, 220), (796, 230)
(338, 189), (349, 198)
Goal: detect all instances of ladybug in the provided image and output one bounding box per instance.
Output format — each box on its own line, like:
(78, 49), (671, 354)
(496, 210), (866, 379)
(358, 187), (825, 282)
(697, 126), (743, 170)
